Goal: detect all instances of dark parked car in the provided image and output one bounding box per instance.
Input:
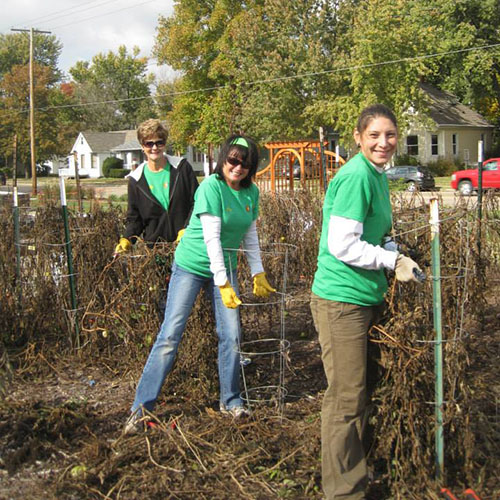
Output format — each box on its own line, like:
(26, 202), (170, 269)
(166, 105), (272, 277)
(385, 165), (435, 191)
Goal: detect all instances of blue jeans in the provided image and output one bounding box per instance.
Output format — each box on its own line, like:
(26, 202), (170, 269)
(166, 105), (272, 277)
(131, 261), (243, 414)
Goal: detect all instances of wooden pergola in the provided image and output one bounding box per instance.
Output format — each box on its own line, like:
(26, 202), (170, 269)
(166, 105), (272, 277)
(255, 140), (345, 193)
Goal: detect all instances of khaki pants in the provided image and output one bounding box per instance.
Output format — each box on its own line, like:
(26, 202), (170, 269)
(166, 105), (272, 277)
(310, 293), (375, 500)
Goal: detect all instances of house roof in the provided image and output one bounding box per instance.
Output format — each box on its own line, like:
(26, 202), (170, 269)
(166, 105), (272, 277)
(111, 130), (142, 152)
(81, 130), (141, 152)
(421, 83), (493, 128)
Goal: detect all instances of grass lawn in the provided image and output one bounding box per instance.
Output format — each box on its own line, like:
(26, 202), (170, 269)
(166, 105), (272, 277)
(434, 176), (451, 190)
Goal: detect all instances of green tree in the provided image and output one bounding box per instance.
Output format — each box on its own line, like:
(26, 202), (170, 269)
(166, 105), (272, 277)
(308, 0), (500, 141)
(155, 0), (344, 148)
(0, 32), (62, 81)
(155, 0), (499, 151)
(154, 0), (239, 149)
(69, 46), (154, 131)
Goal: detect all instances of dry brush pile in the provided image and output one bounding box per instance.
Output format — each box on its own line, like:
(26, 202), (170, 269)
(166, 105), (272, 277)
(0, 190), (498, 499)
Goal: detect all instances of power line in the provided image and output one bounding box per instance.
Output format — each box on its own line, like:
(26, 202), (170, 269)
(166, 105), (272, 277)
(5, 0), (123, 29)
(4, 42), (500, 116)
(49, 0), (159, 30)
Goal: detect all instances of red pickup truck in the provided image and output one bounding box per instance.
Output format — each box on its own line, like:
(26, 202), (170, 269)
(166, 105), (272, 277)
(450, 158), (500, 195)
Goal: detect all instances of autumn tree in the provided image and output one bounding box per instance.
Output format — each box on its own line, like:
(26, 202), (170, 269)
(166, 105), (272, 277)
(0, 32), (76, 173)
(0, 64), (78, 174)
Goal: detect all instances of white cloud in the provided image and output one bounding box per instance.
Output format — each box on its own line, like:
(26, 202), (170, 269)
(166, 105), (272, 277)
(1, 0), (177, 81)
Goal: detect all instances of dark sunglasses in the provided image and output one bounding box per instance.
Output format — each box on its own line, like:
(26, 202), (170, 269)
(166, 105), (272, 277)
(226, 156), (250, 169)
(143, 140), (165, 149)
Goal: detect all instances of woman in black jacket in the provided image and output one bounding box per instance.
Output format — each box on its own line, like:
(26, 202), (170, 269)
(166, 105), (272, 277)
(114, 119), (198, 253)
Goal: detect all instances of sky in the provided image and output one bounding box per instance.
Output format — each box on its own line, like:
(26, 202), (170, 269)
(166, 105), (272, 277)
(1, 0), (177, 81)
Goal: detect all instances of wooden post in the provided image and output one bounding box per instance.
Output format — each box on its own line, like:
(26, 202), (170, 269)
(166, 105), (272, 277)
(208, 143), (213, 176)
(319, 127), (327, 192)
(11, 27), (52, 194)
(29, 28), (37, 196)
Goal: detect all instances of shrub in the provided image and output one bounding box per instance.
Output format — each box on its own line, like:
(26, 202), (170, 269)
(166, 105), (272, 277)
(393, 154), (418, 166)
(108, 168), (128, 178)
(102, 157), (124, 177)
(426, 158), (464, 176)
(388, 179), (407, 191)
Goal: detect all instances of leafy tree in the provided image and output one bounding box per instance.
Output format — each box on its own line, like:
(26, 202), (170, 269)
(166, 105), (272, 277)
(0, 63), (77, 173)
(154, 0), (238, 149)
(155, 0), (344, 148)
(0, 32), (75, 173)
(308, 0), (500, 141)
(0, 32), (62, 81)
(69, 46), (154, 131)
(155, 0), (499, 152)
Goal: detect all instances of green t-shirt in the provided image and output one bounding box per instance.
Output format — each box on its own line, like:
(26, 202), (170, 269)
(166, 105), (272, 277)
(144, 163), (170, 210)
(312, 153), (393, 306)
(175, 174), (259, 277)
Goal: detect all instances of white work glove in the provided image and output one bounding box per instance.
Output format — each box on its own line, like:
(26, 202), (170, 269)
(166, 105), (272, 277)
(395, 255), (422, 283)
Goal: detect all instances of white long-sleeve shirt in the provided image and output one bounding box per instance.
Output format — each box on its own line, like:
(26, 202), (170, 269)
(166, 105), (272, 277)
(200, 213), (264, 286)
(328, 215), (398, 270)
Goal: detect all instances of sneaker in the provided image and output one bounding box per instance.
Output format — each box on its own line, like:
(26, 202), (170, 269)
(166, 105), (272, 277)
(219, 405), (251, 418)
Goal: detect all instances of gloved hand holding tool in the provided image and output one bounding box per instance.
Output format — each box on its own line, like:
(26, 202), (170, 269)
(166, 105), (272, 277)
(219, 281), (242, 308)
(395, 254), (425, 283)
(252, 272), (276, 298)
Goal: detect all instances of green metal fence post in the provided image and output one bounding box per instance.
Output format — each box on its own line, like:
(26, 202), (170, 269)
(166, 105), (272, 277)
(59, 177), (80, 348)
(476, 140), (483, 257)
(430, 198), (444, 479)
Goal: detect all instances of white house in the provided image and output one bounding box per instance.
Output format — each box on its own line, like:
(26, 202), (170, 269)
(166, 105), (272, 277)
(60, 130), (207, 178)
(59, 130), (143, 178)
(403, 83), (494, 166)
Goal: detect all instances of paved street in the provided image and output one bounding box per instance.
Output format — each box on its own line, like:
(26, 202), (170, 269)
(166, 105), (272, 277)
(2, 178), (482, 209)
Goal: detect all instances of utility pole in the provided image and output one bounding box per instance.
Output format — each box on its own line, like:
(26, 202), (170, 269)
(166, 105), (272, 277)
(11, 27), (51, 196)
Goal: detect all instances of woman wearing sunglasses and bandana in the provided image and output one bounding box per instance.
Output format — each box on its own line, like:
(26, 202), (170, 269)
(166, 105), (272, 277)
(113, 119), (198, 255)
(124, 134), (275, 433)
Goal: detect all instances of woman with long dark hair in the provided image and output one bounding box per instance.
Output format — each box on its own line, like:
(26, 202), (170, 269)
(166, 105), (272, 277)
(125, 134), (275, 432)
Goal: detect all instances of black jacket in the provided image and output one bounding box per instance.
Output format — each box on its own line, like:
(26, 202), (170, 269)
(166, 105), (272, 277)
(124, 155), (198, 243)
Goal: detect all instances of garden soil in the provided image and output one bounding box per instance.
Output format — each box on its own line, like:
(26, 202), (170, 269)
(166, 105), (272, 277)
(0, 190), (498, 499)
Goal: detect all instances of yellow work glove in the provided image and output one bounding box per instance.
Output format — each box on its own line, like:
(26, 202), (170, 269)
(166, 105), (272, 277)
(113, 237), (132, 257)
(219, 281), (242, 309)
(395, 255), (422, 283)
(253, 272), (276, 298)
(176, 228), (185, 243)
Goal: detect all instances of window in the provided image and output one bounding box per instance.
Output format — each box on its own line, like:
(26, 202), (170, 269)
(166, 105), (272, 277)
(91, 154), (97, 169)
(193, 148), (204, 163)
(452, 134), (457, 156)
(483, 161), (498, 171)
(431, 135), (438, 156)
(406, 135), (418, 156)
(80, 154), (85, 169)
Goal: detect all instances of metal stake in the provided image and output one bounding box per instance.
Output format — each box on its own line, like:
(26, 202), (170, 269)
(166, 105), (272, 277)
(430, 198), (444, 479)
(59, 177), (80, 348)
